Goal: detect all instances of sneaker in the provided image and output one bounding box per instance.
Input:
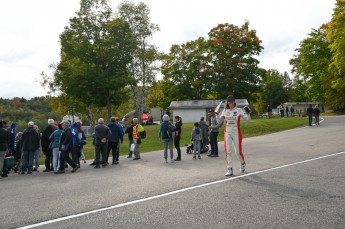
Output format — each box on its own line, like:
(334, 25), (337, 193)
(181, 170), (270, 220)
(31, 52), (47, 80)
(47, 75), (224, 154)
(127, 156), (132, 158)
(54, 170), (65, 174)
(20, 171), (25, 175)
(43, 169), (50, 172)
(207, 153), (213, 157)
(71, 166), (78, 173)
(164, 158), (168, 163)
(27, 171), (32, 174)
(83, 160), (87, 163)
(193, 155), (196, 159)
(94, 165), (100, 168)
(174, 158), (181, 161)
(133, 157), (140, 160)
(89, 162), (96, 166)
(210, 154), (218, 157)
(225, 168), (233, 176)
(240, 161), (246, 173)
(198, 156), (201, 159)
(170, 158), (174, 163)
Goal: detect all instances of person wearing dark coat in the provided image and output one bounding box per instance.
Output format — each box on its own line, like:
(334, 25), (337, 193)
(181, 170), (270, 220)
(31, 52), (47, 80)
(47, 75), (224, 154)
(0, 120), (10, 178)
(55, 120), (78, 174)
(306, 104), (314, 126)
(21, 121), (40, 174)
(94, 118), (111, 168)
(41, 119), (57, 172)
(107, 117), (123, 165)
(174, 116), (182, 161)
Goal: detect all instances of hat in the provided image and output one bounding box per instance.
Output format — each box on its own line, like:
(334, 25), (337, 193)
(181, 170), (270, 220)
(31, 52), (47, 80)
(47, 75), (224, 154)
(60, 120), (70, 126)
(227, 95), (235, 102)
(28, 121), (34, 126)
(209, 108), (214, 112)
(48, 119), (54, 124)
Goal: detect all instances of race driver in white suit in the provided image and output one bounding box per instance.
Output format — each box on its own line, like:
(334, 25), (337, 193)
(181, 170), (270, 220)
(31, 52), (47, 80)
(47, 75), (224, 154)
(218, 95), (251, 176)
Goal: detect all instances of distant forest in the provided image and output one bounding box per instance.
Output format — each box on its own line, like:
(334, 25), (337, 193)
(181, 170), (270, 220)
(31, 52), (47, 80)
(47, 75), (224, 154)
(0, 97), (62, 132)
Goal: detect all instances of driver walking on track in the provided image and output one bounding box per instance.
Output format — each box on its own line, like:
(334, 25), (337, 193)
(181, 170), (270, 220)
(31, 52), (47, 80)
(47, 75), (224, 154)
(218, 95), (251, 176)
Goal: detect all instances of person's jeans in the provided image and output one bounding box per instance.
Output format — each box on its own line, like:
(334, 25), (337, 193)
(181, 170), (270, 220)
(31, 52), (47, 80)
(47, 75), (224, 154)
(163, 139), (174, 159)
(43, 148), (52, 170)
(107, 141), (119, 163)
(95, 143), (108, 165)
(174, 135), (181, 159)
(33, 149), (40, 169)
(72, 145), (82, 165)
(128, 140), (134, 157)
(315, 116), (319, 125)
(59, 149), (76, 170)
(210, 132), (219, 155)
(308, 114), (313, 126)
(22, 150), (34, 172)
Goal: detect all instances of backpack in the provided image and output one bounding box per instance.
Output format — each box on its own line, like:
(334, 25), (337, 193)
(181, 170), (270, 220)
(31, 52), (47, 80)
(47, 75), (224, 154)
(140, 130), (146, 139)
(162, 122), (175, 139)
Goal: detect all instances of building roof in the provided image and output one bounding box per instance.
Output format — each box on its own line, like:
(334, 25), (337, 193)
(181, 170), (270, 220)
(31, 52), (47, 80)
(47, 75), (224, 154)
(170, 99), (248, 109)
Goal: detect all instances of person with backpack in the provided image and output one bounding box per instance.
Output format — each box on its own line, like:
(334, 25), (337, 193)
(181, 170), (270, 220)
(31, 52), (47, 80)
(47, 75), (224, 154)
(191, 122), (202, 159)
(158, 114), (176, 163)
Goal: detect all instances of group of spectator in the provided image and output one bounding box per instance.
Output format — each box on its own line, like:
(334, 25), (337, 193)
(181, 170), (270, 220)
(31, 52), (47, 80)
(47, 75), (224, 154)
(0, 115), (147, 179)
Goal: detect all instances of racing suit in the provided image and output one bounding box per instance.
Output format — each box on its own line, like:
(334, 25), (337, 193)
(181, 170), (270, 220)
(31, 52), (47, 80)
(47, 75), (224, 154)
(219, 107), (251, 170)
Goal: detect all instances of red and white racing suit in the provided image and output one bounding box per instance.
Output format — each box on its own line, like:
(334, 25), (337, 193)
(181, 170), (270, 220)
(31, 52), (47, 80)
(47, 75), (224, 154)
(219, 107), (250, 170)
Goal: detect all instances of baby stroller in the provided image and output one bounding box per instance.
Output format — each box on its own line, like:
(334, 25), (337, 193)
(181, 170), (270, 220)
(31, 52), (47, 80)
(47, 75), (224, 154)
(185, 141), (209, 154)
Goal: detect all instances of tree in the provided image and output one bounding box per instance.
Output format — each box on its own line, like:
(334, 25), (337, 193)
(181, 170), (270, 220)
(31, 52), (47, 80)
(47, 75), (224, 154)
(117, 1), (160, 121)
(161, 37), (212, 100)
(208, 21), (263, 100)
(260, 69), (289, 109)
(327, 0), (345, 108)
(43, 0), (136, 121)
(290, 24), (331, 103)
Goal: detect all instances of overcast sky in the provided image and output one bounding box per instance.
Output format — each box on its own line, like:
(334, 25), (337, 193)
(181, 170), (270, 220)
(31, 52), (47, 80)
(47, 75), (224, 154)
(0, 0), (336, 99)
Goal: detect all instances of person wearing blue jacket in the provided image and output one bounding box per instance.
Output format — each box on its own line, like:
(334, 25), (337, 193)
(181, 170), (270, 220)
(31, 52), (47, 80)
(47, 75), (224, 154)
(55, 120), (78, 174)
(107, 117), (123, 165)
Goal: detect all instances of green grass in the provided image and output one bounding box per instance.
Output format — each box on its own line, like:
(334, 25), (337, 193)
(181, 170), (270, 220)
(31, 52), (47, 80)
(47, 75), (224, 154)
(80, 116), (308, 160)
(37, 115), (322, 163)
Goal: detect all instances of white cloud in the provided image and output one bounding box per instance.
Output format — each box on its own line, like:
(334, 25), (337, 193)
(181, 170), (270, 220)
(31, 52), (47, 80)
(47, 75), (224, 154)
(0, 0), (335, 99)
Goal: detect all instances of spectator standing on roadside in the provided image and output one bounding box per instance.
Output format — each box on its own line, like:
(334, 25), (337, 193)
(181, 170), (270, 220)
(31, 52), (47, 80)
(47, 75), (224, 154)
(199, 116), (209, 153)
(306, 104), (314, 126)
(285, 106), (289, 117)
(174, 116), (182, 161)
(208, 109), (221, 157)
(314, 105), (321, 125)
(21, 121), (40, 174)
(107, 117), (123, 165)
(267, 105), (272, 119)
(191, 122), (202, 159)
(0, 120), (10, 178)
(159, 114), (176, 163)
(279, 104), (284, 117)
(132, 118), (145, 160)
(94, 118), (111, 168)
(290, 106), (295, 116)
(55, 120), (78, 174)
(49, 124), (63, 173)
(41, 119), (57, 172)
(125, 121), (134, 158)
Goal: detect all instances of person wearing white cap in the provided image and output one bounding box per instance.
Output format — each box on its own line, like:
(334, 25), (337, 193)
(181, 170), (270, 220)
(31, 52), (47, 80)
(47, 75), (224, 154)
(20, 121), (40, 174)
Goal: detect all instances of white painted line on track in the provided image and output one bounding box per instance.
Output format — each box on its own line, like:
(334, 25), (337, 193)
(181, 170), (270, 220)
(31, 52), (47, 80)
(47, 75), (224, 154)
(18, 150), (345, 229)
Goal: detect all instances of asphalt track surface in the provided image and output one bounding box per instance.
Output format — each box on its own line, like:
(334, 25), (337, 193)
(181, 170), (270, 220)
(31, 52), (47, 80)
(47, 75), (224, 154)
(1, 116), (345, 229)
